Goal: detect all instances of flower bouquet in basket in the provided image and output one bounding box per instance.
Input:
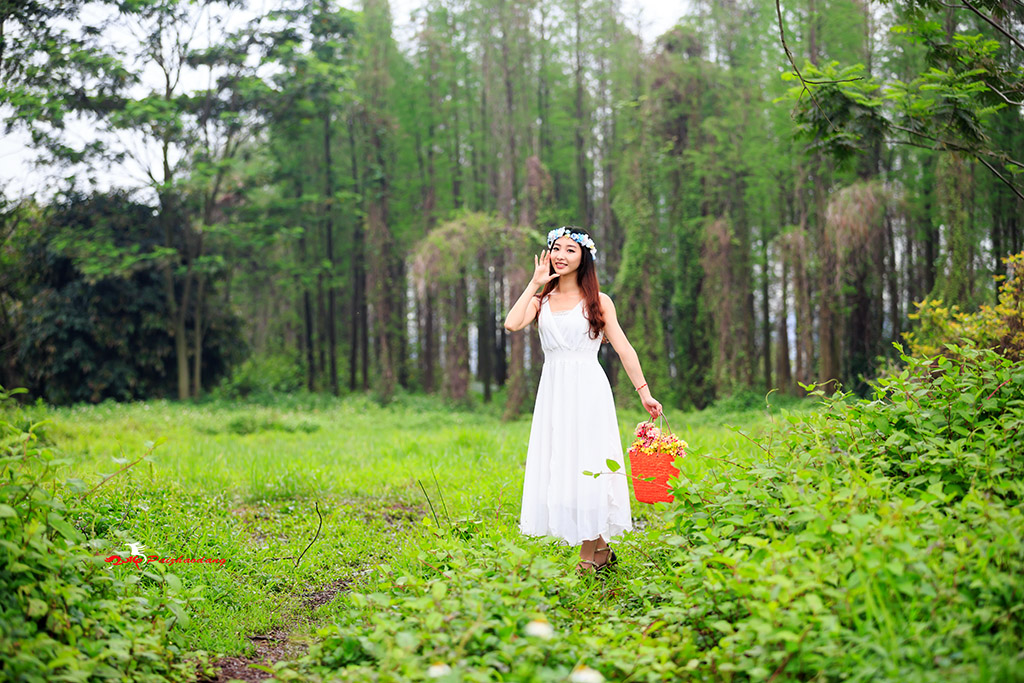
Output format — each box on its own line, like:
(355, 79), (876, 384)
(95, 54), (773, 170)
(628, 418), (688, 504)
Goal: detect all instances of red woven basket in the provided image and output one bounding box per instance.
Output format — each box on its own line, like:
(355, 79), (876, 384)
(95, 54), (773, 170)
(627, 416), (683, 504)
(630, 451), (680, 504)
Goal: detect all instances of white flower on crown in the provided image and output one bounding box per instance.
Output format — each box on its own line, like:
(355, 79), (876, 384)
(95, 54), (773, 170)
(546, 226), (597, 258)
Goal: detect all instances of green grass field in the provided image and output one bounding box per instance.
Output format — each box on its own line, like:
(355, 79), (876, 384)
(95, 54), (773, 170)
(11, 360), (1021, 682)
(35, 392), (791, 672)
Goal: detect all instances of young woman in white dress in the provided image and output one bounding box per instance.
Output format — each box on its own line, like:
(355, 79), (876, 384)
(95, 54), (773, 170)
(504, 227), (662, 576)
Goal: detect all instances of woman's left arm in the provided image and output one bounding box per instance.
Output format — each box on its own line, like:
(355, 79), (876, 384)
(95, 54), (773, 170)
(599, 293), (663, 418)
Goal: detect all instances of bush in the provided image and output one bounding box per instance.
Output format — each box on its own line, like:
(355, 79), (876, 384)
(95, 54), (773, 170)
(0, 386), (207, 682)
(904, 251), (1024, 362)
(211, 352), (306, 399)
(9, 192), (246, 404)
(273, 341), (1024, 682)
(645, 342), (1024, 680)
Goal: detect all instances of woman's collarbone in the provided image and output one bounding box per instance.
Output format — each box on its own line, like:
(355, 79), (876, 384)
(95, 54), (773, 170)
(548, 295), (583, 314)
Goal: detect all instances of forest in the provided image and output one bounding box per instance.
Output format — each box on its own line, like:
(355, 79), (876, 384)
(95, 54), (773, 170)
(2, 2), (1024, 680)
(1, 0), (1021, 412)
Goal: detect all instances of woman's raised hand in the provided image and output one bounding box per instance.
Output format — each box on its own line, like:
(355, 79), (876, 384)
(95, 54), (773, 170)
(531, 250), (557, 286)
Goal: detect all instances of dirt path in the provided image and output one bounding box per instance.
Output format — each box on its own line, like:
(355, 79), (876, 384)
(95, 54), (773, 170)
(200, 497), (424, 682)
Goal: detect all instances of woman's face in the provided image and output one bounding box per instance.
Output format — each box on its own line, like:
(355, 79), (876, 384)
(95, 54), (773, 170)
(550, 236), (583, 276)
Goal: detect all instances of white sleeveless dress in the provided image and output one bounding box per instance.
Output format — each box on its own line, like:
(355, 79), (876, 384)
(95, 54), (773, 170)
(518, 295), (633, 545)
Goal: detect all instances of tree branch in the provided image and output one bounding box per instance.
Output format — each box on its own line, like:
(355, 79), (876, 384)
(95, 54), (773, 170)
(263, 501), (324, 567)
(886, 135), (1024, 202)
(960, 0), (1024, 53)
(774, 0), (838, 132)
(890, 123), (1024, 169)
(975, 156), (1024, 202)
(988, 83), (1024, 107)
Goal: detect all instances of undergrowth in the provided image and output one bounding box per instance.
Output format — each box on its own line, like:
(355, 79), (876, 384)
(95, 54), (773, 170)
(0, 387), (211, 682)
(281, 342), (1024, 682)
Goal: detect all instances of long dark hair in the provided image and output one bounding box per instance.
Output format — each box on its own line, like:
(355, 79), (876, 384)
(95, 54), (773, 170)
(535, 227), (607, 341)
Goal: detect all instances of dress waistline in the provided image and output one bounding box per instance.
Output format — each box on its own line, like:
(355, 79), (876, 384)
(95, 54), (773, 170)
(543, 349), (599, 362)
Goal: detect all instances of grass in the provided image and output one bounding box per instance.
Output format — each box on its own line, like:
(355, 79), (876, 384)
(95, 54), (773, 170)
(28, 390), (811, 677)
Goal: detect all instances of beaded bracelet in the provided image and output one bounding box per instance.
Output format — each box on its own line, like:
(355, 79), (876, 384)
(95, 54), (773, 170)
(635, 382), (648, 392)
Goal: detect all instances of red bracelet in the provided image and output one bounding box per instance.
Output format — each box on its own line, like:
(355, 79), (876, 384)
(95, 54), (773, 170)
(635, 382), (648, 392)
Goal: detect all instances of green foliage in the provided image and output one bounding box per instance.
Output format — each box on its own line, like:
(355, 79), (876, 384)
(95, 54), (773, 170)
(24, 368), (1023, 681)
(409, 212), (512, 288)
(252, 338), (1024, 682)
(202, 412), (321, 436)
(904, 251), (1024, 361)
(780, 8), (1022, 196)
(612, 149), (672, 406)
(211, 352), (307, 399)
(643, 342), (1024, 680)
(780, 61), (888, 166)
(0, 386), (205, 682)
(8, 192), (246, 404)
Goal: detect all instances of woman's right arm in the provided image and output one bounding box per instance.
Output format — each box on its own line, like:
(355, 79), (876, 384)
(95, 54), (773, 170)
(504, 250), (554, 331)
(503, 284), (541, 331)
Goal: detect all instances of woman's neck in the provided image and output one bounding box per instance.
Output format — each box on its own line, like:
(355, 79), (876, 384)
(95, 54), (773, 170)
(555, 278), (581, 297)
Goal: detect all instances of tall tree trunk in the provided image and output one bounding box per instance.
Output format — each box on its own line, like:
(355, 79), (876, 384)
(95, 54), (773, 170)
(366, 197), (395, 400)
(323, 109), (339, 395)
(361, 0), (397, 401)
(817, 257), (840, 387)
(790, 228), (813, 388)
(537, 4), (551, 169)
(885, 209), (900, 348)
(761, 238), (771, 391)
(447, 9), (463, 209)
(348, 120), (364, 392)
(158, 186), (193, 401)
(573, 0), (590, 227)
(922, 154), (938, 295)
(776, 256), (792, 393)
(496, 0), (518, 224)
(503, 263), (528, 419)
(295, 179), (315, 393)
(316, 272), (326, 378)
(444, 273), (470, 401)
(192, 270), (205, 399)
(424, 41), (438, 231)
(494, 259), (508, 385)
(477, 276), (492, 402)
(808, 0), (819, 66)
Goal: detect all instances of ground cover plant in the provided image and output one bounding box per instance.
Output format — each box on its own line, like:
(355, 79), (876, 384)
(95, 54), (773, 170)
(282, 343), (1024, 682)
(1, 383), (779, 682)
(2, 338), (1022, 682)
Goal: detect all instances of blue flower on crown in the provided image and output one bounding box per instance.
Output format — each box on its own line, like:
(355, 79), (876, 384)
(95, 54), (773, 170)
(546, 227), (597, 258)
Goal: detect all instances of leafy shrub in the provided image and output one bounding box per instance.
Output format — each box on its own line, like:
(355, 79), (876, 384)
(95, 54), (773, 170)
(274, 530), (664, 683)
(0, 386), (207, 682)
(244, 341), (1024, 683)
(10, 191), (246, 404)
(211, 352), (306, 399)
(644, 342), (1024, 681)
(202, 414), (320, 435)
(904, 251), (1024, 362)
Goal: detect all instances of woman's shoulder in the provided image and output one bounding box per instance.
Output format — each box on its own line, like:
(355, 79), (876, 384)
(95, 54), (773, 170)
(596, 292), (617, 319)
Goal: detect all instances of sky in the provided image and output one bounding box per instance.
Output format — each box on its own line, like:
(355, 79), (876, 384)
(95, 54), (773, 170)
(0, 1), (686, 200)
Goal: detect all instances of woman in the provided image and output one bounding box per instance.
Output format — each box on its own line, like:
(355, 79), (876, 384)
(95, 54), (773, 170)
(504, 226), (662, 576)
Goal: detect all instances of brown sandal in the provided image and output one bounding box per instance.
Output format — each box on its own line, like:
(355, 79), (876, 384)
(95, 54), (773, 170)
(593, 546), (618, 573)
(576, 559), (600, 575)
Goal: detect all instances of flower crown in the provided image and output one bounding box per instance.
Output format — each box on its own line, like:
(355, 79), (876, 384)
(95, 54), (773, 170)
(546, 227), (597, 258)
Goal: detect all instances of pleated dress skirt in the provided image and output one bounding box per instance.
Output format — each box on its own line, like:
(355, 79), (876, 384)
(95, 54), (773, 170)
(518, 296), (633, 546)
